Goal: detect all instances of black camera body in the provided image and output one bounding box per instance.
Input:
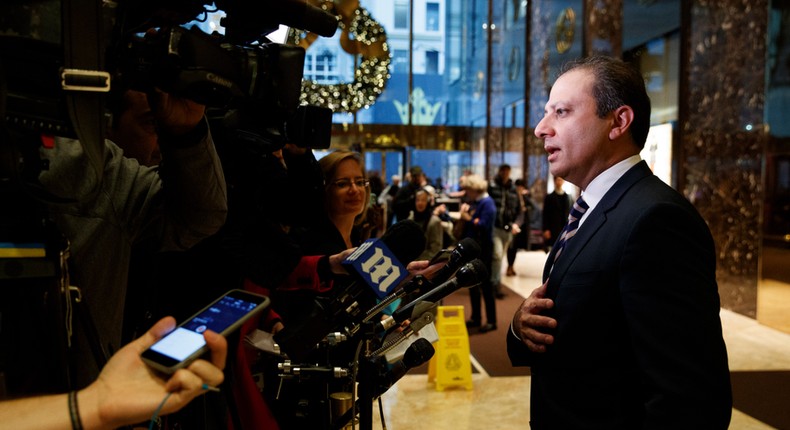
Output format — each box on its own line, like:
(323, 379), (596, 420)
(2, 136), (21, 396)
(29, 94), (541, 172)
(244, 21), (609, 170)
(116, 25), (331, 151)
(0, 0), (333, 154)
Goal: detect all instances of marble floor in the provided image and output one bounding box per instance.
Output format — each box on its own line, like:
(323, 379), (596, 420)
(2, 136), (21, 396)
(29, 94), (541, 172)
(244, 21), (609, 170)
(366, 251), (790, 430)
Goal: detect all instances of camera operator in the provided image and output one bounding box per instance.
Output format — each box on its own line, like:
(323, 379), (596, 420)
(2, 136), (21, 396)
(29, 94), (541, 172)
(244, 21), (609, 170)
(37, 84), (227, 388)
(0, 316), (227, 430)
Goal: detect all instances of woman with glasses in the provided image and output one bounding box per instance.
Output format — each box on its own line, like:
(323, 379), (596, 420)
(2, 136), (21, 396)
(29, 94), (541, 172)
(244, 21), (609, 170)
(303, 150), (372, 252)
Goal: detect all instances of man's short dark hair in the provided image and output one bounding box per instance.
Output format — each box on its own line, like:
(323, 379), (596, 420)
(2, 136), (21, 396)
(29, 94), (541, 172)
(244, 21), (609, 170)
(561, 55), (651, 150)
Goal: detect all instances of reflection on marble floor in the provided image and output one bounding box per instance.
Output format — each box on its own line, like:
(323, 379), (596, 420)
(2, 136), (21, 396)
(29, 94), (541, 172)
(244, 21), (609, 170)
(368, 251), (790, 430)
(758, 279), (790, 334)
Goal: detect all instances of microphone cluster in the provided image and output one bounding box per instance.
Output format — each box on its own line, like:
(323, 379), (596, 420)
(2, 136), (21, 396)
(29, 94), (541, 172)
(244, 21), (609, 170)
(269, 221), (488, 429)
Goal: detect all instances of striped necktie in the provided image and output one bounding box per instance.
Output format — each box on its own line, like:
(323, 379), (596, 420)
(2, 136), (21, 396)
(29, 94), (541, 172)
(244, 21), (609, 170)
(552, 196), (589, 264)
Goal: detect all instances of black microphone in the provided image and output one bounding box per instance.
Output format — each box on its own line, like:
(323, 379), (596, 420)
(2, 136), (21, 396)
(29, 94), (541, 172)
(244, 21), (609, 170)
(333, 338), (435, 429)
(426, 237), (481, 287)
(371, 338), (434, 399)
(221, 0), (339, 43)
(391, 259), (488, 325)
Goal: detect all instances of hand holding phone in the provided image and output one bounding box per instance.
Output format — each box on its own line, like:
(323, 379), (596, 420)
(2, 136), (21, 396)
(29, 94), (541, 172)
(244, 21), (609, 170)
(141, 289), (270, 374)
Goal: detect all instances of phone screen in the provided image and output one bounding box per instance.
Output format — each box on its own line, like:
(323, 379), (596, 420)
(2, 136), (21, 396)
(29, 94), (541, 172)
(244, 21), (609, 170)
(143, 290), (267, 372)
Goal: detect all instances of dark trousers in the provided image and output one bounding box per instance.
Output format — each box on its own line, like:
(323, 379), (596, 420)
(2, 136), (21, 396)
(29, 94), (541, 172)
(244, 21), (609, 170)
(506, 228), (528, 266)
(469, 240), (496, 324)
(469, 280), (497, 325)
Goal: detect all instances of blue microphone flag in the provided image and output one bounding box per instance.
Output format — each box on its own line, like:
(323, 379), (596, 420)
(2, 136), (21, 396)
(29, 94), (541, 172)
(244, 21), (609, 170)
(342, 239), (408, 299)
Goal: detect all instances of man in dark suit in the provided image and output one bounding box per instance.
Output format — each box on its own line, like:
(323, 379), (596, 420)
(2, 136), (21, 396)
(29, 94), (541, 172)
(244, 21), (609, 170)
(507, 55), (732, 429)
(541, 175), (572, 252)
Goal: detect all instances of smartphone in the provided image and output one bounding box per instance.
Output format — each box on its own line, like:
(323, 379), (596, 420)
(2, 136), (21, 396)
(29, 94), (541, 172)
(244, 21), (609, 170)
(141, 289), (270, 374)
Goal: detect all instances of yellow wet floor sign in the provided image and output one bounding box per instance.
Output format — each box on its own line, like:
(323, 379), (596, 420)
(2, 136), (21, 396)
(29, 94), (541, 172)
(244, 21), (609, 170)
(428, 305), (473, 391)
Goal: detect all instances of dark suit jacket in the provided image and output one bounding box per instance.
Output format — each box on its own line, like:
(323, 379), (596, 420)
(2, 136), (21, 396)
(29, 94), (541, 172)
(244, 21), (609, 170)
(542, 190), (572, 246)
(508, 162), (732, 429)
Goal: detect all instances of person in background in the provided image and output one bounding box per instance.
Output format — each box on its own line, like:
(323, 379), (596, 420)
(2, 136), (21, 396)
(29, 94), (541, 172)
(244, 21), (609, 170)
(409, 188), (444, 260)
(378, 174), (401, 227)
(457, 174), (497, 333)
(392, 166), (426, 223)
(367, 170), (384, 201)
(541, 175), (572, 252)
(0, 316), (227, 430)
(488, 164), (521, 298)
(508, 55), (731, 429)
(505, 179), (537, 277)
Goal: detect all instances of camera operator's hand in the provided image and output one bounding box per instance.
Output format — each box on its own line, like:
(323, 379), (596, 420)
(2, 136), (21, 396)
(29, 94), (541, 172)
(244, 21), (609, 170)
(282, 143), (309, 157)
(148, 88), (206, 137)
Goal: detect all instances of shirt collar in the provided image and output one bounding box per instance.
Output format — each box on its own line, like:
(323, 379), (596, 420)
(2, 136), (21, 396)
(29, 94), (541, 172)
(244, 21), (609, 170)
(579, 155), (641, 224)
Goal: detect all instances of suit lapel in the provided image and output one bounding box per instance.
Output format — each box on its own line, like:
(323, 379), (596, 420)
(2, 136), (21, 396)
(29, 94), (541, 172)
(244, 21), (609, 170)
(543, 161), (653, 298)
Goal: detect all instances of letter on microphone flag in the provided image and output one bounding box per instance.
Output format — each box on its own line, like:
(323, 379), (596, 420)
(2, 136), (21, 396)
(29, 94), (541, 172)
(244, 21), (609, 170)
(343, 239), (408, 299)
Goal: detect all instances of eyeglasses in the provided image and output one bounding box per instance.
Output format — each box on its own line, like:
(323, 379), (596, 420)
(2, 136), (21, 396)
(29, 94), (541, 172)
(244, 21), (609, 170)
(331, 178), (369, 190)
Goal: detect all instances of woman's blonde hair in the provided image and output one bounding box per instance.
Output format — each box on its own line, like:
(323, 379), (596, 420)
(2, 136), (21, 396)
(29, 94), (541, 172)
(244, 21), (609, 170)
(463, 174), (488, 192)
(318, 150), (370, 225)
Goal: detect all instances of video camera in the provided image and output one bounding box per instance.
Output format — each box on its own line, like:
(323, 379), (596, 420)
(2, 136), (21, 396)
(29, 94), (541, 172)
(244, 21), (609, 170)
(0, 0), (336, 158)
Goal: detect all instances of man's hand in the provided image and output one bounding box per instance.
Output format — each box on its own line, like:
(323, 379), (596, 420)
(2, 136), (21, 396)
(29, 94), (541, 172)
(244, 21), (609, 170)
(459, 203), (473, 221)
(148, 89), (206, 136)
(80, 316), (226, 429)
(405, 259), (445, 280)
(513, 282), (557, 353)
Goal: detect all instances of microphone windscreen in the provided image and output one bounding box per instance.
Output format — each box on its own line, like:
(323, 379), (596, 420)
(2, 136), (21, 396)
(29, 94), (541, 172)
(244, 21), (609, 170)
(379, 219), (427, 265)
(274, 0), (339, 37)
(402, 338), (435, 368)
(455, 237), (481, 259)
(458, 258), (489, 286)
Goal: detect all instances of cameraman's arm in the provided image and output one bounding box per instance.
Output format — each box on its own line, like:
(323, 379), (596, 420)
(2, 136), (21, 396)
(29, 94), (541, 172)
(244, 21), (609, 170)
(116, 92), (227, 249)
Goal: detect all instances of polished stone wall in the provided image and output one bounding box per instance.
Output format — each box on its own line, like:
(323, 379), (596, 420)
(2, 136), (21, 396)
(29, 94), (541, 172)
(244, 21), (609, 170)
(585, 0), (623, 56)
(679, 0), (768, 317)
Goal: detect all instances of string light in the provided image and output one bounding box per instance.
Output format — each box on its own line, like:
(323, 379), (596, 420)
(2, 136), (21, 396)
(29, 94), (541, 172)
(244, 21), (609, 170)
(289, 5), (391, 113)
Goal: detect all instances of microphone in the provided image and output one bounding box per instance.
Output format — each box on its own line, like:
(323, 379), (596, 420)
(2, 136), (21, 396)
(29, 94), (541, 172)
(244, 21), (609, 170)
(425, 237), (481, 287)
(333, 338), (435, 429)
(370, 338), (434, 399)
(357, 237), (480, 327)
(341, 219), (426, 299)
(392, 259), (488, 325)
(221, 0), (339, 43)
(274, 220), (425, 361)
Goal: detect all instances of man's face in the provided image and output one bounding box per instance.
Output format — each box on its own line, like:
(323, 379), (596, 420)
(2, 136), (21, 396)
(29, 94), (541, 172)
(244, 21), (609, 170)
(109, 90), (160, 166)
(534, 69), (615, 189)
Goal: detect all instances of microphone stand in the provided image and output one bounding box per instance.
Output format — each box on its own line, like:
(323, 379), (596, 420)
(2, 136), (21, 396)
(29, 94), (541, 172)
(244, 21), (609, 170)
(332, 319), (385, 430)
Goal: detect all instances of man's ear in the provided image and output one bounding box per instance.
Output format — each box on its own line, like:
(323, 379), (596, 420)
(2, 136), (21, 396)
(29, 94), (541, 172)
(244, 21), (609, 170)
(609, 105), (634, 141)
